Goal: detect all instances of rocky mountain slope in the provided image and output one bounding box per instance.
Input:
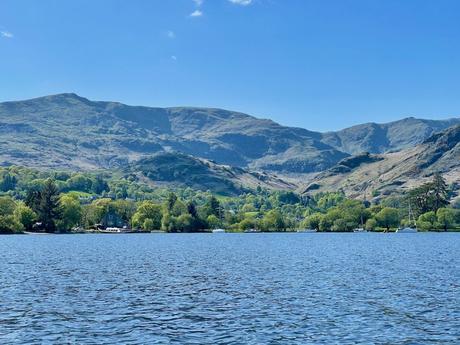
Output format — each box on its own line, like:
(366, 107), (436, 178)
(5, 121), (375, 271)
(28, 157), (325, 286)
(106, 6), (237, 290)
(322, 117), (460, 155)
(303, 125), (460, 199)
(0, 94), (345, 173)
(130, 152), (297, 195)
(1, 93), (458, 175)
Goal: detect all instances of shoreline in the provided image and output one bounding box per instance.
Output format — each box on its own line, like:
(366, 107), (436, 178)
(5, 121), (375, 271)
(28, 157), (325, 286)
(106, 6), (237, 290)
(2, 230), (459, 236)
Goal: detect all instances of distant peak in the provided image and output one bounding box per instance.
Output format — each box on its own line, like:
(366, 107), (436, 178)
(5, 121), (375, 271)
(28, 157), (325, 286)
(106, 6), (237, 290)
(46, 93), (88, 100)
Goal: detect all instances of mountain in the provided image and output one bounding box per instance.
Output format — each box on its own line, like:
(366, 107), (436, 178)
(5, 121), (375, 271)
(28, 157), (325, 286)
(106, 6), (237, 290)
(0, 93), (458, 177)
(321, 117), (460, 155)
(0, 93), (346, 173)
(304, 125), (460, 199)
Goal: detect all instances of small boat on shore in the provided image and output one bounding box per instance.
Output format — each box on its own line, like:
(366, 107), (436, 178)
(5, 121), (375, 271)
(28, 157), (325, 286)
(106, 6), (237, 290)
(353, 215), (367, 232)
(99, 227), (138, 234)
(212, 228), (226, 233)
(396, 203), (417, 233)
(99, 227), (124, 233)
(23, 231), (52, 235)
(396, 227), (417, 233)
(296, 229), (317, 233)
(244, 229), (261, 233)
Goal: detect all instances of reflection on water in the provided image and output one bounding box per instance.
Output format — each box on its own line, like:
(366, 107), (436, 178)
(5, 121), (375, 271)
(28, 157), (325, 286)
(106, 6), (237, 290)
(0, 233), (459, 344)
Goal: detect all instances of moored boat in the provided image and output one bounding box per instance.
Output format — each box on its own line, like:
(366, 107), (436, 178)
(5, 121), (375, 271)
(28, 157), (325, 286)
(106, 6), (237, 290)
(244, 229), (261, 233)
(99, 227), (136, 233)
(396, 227), (418, 233)
(396, 203), (417, 233)
(212, 228), (226, 233)
(296, 229), (317, 233)
(99, 227), (123, 233)
(353, 214), (367, 232)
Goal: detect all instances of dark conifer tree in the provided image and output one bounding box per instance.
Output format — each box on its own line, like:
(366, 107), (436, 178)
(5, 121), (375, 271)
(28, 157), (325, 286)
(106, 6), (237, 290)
(167, 192), (178, 212)
(25, 189), (42, 214)
(432, 172), (448, 211)
(187, 201), (198, 218)
(207, 196), (221, 218)
(0, 173), (17, 192)
(38, 179), (61, 232)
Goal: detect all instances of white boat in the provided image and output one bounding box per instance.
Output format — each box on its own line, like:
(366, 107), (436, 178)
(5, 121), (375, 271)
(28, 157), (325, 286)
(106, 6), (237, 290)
(353, 214), (367, 232)
(23, 231), (52, 235)
(296, 229), (317, 233)
(396, 203), (417, 233)
(100, 227), (123, 233)
(396, 227), (418, 233)
(244, 229), (261, 233)
(212, 228), (226, 233)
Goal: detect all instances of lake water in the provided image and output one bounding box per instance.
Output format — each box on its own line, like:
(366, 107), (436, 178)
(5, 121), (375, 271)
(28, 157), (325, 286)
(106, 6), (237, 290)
(0, 233), (459, 344)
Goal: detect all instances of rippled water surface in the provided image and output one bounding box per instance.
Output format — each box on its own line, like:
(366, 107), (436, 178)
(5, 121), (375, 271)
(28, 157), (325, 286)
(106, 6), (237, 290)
(1, 233), (459, 344)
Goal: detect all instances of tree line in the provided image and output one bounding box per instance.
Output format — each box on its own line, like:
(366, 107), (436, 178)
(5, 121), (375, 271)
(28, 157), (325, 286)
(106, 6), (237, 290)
(0, 168), (459, 234)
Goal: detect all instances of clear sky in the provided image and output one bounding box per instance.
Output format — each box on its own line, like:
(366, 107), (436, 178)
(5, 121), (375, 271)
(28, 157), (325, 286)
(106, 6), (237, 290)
(1, 0), (459, 131)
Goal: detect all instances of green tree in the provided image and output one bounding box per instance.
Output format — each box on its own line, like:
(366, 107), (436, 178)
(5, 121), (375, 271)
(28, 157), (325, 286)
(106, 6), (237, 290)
(91, 175), (109, 194)
(261, 209), (286, 231)
(0, 215), (23, 233)
(417, 211), (436, 231)
(166, 192), (178, 212)
(0, 196), (16, 216)
(365, 218), (377, 231)
(57, 194), (82, 231)
(83, 198), (112, 227)
(0, 173), (17, 192)
(25, 189), (42, 214)
(13, 203), (37, 231)
(175, 214), (194, 232)
(332, 218), (348, 232)
(37, 179), (61, 233)
(375, 207), (399, 232)
(319, 208), (342, 231)
(171, 199), (187, 217)
(161, 213), (174, 232)
(112, 199), (136, 225)
(436, 208), (456, 231)
(0, 197), (23, 233)
(205, 196), (222, 218)
(302, 213), (323, 230)
(238, 217), (258, 231)
(143, 218), (155, 231)
(132, 201), (162, 230)
(277, 191), (300, 205)
(187, 201), (198, 218)
(317, 192), (345, 211)
(432, 173), (448, 211)
(408, 183), (435, 216)
(65, 174), (93, 192)
(206, 214), (221, 229)
(241, 203), (256, 213)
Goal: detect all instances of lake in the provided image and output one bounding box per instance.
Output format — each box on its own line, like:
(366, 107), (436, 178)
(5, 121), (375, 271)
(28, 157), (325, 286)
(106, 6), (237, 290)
(0, 233), (459, 344)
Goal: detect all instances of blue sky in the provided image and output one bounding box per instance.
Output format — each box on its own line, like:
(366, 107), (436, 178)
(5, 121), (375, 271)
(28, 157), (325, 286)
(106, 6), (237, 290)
(1, 0), (459, 131)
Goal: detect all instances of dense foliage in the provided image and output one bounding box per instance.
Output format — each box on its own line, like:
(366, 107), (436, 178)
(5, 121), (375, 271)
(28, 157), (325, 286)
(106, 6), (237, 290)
(0, 167), (459, 233)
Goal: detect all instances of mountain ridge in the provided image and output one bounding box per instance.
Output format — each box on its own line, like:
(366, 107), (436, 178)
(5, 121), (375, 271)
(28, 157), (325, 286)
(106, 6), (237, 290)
(1, 93), (459, 177)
